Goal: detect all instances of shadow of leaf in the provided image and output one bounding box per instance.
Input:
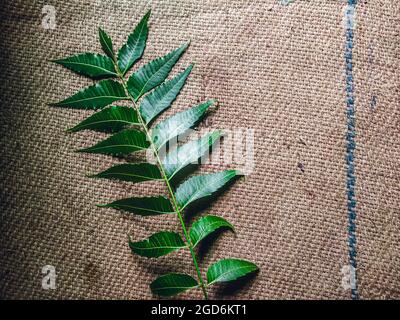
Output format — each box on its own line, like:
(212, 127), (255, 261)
(213, 271), (259, 299)
(196, 227), (235, 262)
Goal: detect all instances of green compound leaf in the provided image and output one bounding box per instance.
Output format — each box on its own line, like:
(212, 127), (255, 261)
(51, 53), (117, 78)
(77, 128), (149, 155)
(163, 131), (222, 180)
(175, 170), (241, 210)
(150, 273), (198, 297)
(127, 42), (189, 101)
(51, 79), (128, 110)
(98, 196), (174, 216)
(206, 259), (259, 285)
(51, 11), (259, 299)
(190, 215), (234, 247)
(89, 163), (162, 183)
(129, 231), (186, 258)
(140, 64), (193, 124)
(152, 99), (214, 150)
(67, 106), (140, 133)
(118, 10), (150, 75)
(99, 27), (114, 59)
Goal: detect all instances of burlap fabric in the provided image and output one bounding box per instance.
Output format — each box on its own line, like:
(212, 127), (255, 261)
(0, 0), (399, 299)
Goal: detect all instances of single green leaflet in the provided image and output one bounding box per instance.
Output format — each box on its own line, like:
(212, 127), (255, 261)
(77, 128), (149, 155)
(175, 170), (240, 210)
(51, 79), (128, 110)
(129, 231), (186, 258)
(67, 106), (139, 133)
(89, 163), (162, 183)
(98, 196), (174, 216)
(118, 10), (150, 75)
(99, 27), (114, 58)
(207, 259), (259, 285)
(163, 131), (222, 180)
(152, 100), (214, 150)
(51, 53), (117, 78)
(150, 273), (198, 297)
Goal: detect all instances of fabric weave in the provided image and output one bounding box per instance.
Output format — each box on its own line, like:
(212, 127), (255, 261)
(0, 0), (399, 299)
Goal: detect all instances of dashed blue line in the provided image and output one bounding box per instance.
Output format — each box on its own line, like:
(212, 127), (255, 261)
(344, 0), (359, 300)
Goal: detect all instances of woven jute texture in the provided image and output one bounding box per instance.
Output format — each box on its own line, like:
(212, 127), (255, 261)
(0, 0), (399, 299)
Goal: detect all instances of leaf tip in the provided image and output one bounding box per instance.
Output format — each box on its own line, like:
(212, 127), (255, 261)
(187, 63), (195, 72)
(209, 98), (217, 105)
(48, 101), (60, 107)
(144, 8), (152, 18)
(234, 169), (245, 177)
(181, 40), (191, 51)
(228, 169), (245, 179)
(213, 129), (225, 139)
(65, 126), (76, 133)
(127, 234), (133, 244)
(85, 172), (97, 178)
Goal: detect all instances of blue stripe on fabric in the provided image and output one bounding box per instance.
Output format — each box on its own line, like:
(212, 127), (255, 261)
(344, 0), (359, 300)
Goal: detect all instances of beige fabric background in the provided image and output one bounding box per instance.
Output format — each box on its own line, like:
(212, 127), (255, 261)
(0, 0), (399, 299)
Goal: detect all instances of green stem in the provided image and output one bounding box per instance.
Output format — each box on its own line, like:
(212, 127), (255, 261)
(115, 66), (208, 300)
